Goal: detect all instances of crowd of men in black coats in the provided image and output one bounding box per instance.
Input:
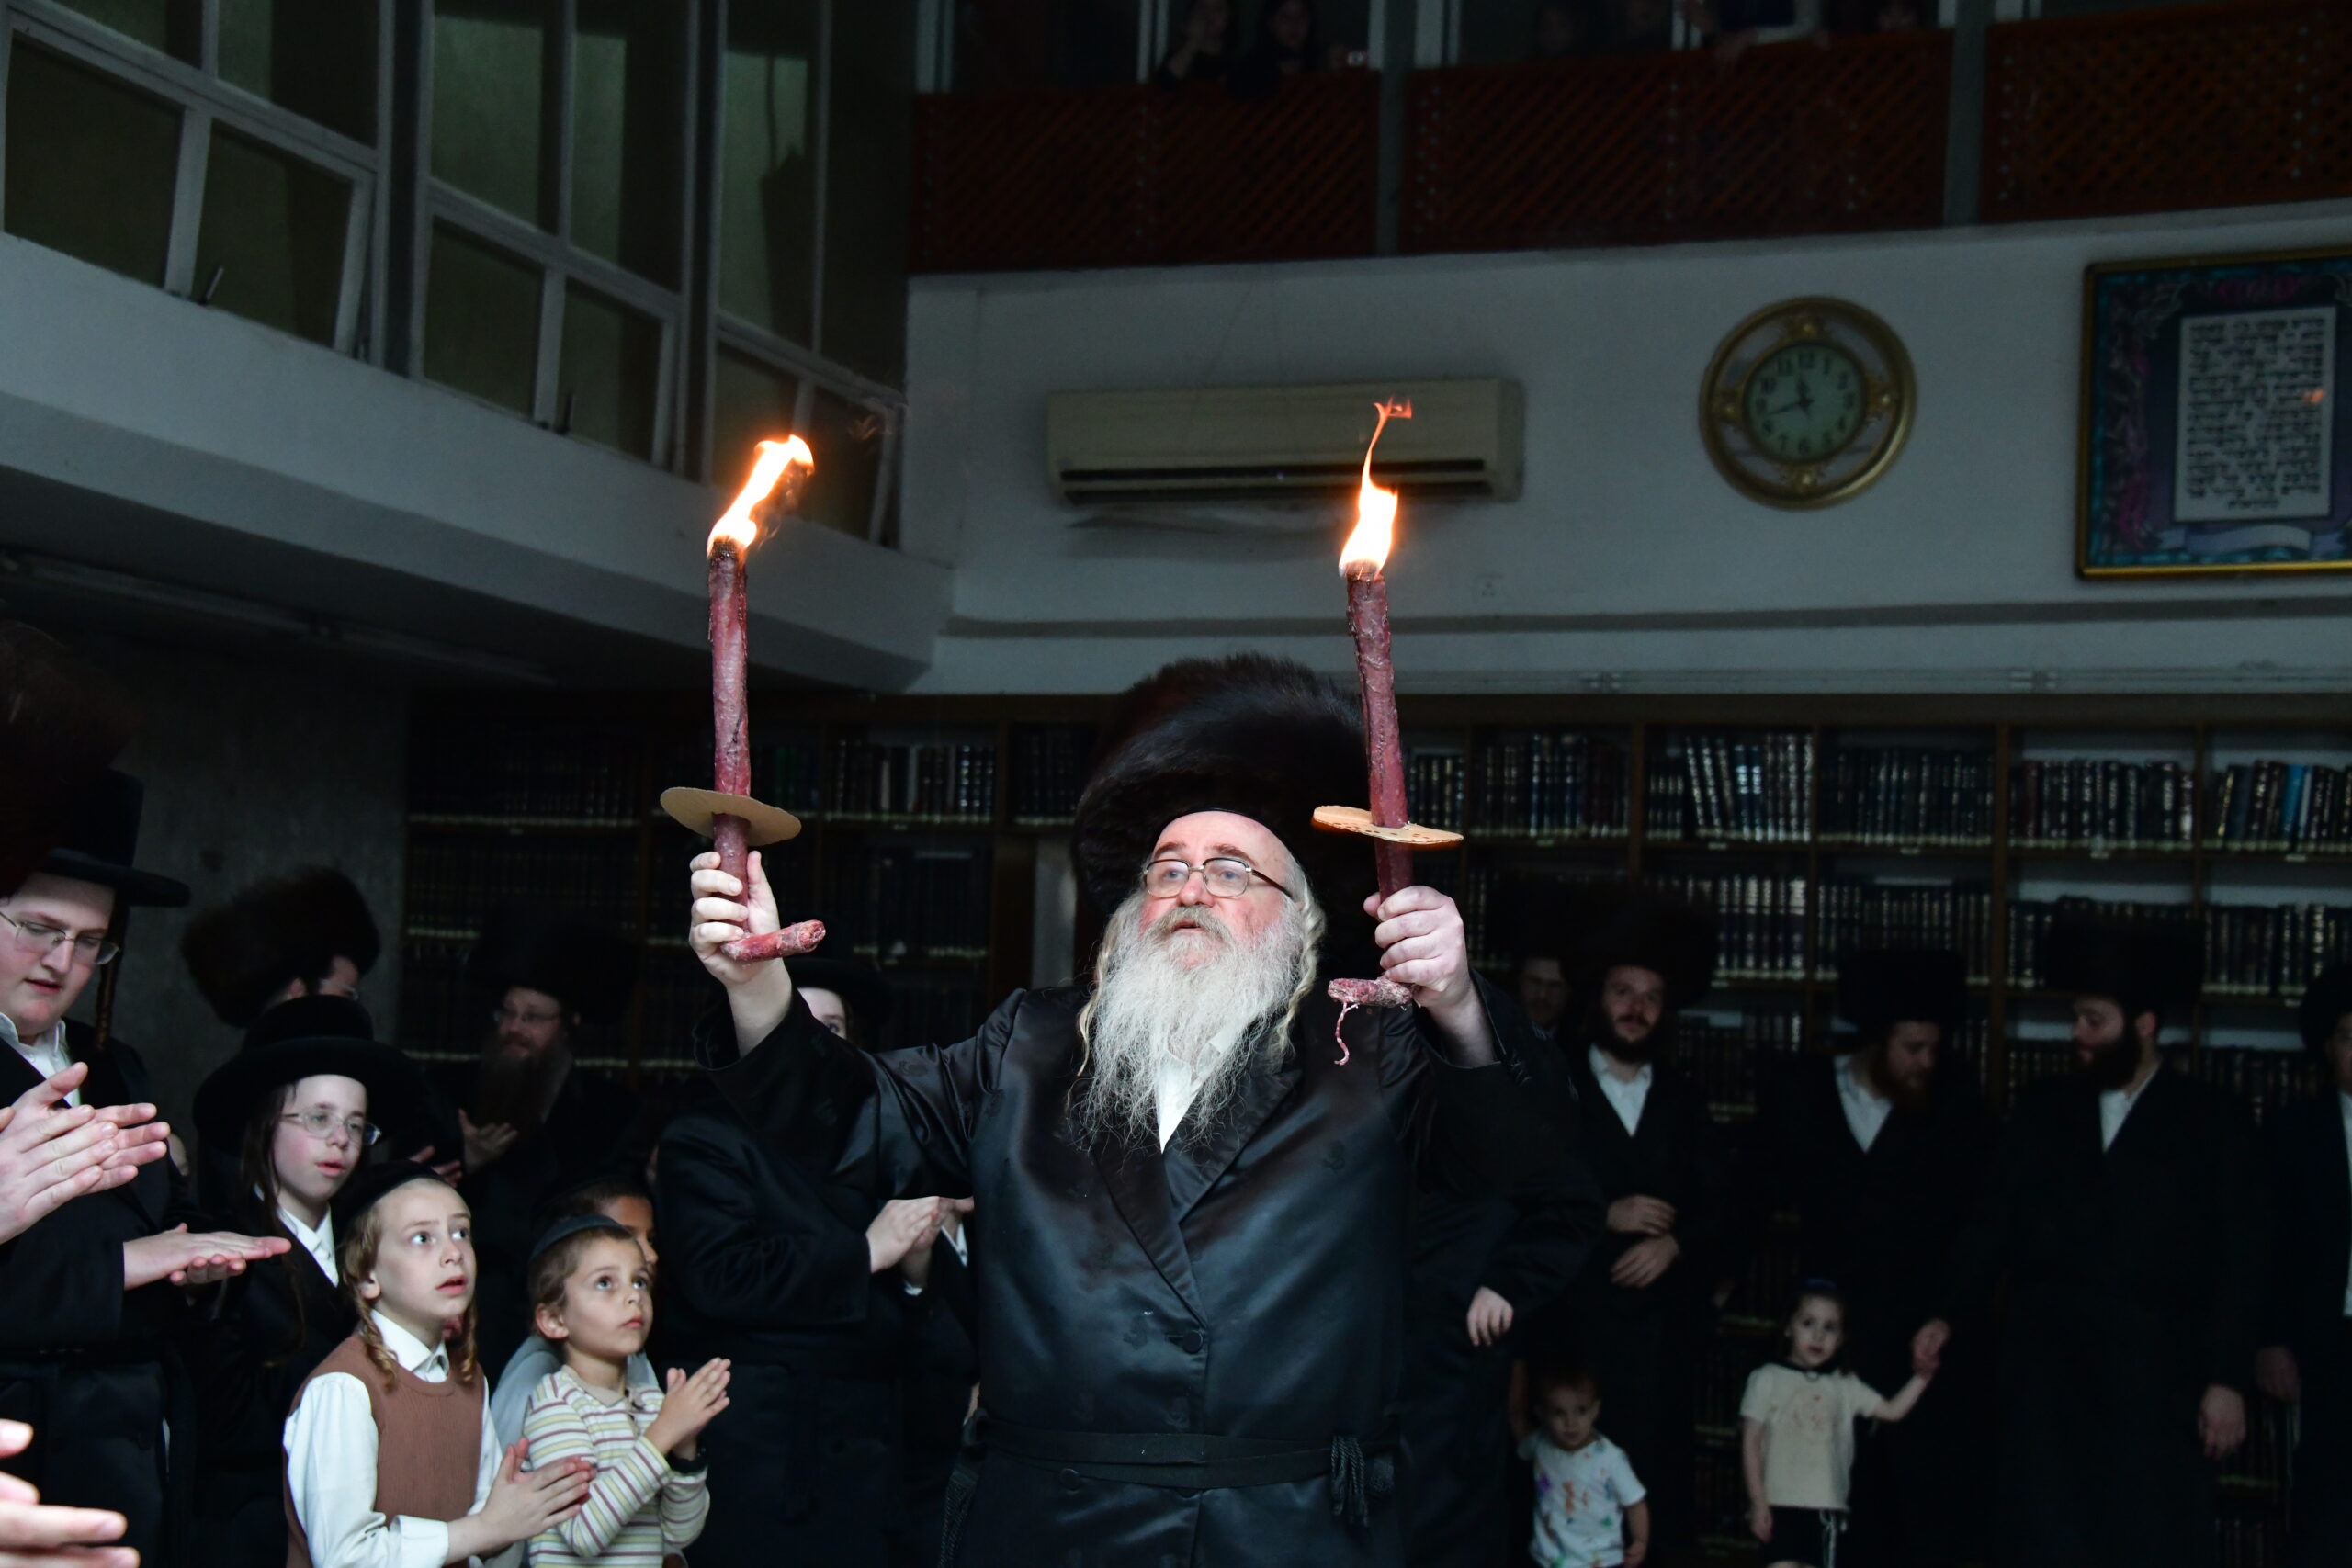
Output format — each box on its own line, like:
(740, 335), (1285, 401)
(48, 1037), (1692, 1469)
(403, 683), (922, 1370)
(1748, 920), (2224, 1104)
(0, 629), (2343, 1568)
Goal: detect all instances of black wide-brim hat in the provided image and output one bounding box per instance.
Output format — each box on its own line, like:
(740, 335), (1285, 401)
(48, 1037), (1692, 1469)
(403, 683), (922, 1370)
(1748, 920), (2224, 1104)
(1072, 654), (1370, 923)
(192, 994), (429, 1151)
(183, 867), (381, 1027)
(468, 905), (636, 1025)
(0, 624), (136, 898)
(329, 1157), (447, 1238)
(2040, 899), (2203, 1017)
(1571, 887), (1719, 1016)
(789, 953), (893, 1032)
(40, 769), (187, 908)
(2300, 962), (2352, 1054)
(1838, 947), (1967, 1035)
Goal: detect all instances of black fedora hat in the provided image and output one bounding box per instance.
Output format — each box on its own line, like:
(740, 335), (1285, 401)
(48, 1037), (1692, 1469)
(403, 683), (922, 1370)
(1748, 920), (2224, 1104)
(329, 1157), (447, 1239)
(192, 995), (428, 1152)
(469, 905), (636, 1025)
(1837, 948), (1967, 1036)
(40, 770), (187, 908)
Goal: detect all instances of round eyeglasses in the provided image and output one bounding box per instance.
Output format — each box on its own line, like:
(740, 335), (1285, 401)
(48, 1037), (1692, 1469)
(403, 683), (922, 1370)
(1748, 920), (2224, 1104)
(281, 1110), (380, 1146)
(1139, 856), (1291, 900)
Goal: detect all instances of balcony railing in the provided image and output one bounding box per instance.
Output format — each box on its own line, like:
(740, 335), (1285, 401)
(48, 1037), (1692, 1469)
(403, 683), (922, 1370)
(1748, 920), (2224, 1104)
(910, 1), (2352, 276)
(1406, 30), (1951, 253)
(1982, 0), (2352, 222)
(910, 73), (1380, 273)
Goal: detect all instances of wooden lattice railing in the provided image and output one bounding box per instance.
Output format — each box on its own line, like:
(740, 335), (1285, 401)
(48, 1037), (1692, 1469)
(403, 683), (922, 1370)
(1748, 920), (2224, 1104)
(1983, 0), (2352, 223)
(1404, 31), (1951, 254)
(910, 73), (1380, 273)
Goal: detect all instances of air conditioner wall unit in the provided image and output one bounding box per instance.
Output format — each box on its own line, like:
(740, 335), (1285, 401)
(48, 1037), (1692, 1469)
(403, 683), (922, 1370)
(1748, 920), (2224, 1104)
(1046, 378), (1524, 506)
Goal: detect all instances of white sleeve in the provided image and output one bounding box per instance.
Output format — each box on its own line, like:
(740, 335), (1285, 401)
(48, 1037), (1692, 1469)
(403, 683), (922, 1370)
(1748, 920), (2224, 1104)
(476, 1387), (523, 1568)
(283, 1374), (453, 1568)
(1611, 1445), (1648, 1506)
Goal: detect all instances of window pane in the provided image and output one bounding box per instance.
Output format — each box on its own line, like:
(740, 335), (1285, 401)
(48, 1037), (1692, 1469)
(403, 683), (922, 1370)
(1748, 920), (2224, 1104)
(821, 1), (911, 385)
(572, 0), (685, 287)
(955, 0), (1141, 90)
(49, 0), (198, 61)
(558, 284), (661, 460)
(719, 1), (819, 343)
(711, 347), (799, 491)
(4, 44), (180, 286)
(194, 127), (351, 345)
(219, 0), (379, 144)
(424, 223), (540, 414)
(431, 0), (551, 223)
(800, 385), (887, 539)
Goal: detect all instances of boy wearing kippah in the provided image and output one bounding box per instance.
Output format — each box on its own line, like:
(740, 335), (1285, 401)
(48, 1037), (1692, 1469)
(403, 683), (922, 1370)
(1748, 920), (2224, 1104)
(518, 1216), (729, 1568)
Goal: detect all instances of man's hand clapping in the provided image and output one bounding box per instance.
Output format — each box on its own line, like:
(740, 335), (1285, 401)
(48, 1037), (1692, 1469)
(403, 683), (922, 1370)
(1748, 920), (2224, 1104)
(0, 1066), (170, 1246)
(0, 1421), (134, 1568)
(121, 1224), (288, 1291)
(866, 1199), (944, 1275)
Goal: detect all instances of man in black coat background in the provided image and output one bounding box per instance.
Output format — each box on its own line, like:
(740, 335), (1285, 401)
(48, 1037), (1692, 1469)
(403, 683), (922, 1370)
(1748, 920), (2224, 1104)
(2256, 961), (2352, 1568)
(1526, 891), (1727, 1566)
(1915, 902), (2264, 1568)
(685, 656), (1563, 1567)
(0, 773), (288, 1566)
(1403, 920), (1602, 1568)
(430, 905), (650, 1377)
(1736, 948), (1995, 1567)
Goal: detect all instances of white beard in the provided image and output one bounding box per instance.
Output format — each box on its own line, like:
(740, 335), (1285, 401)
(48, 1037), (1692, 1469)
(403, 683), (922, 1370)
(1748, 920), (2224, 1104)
(1069, 891), (1316, 1150)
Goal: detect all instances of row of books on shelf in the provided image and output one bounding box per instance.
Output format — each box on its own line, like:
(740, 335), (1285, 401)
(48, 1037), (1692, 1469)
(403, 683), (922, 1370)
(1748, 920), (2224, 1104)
(2009, 758), (2194, 849)
(1823, 747), (1996, 846)
(2205, 903), (2352, 998)
(1649, 732), (1815, 844)
(1648, 873), (1808, 982)
(410, 718), (644, 824)
(1815, 881), (1995, 986)
(1408, 732), (1634, 839)
(1011, 725), (1094, 824)
(403, 833), (643, 936)
(816, 844), (992, 964)
(830, 741), (997, 824)
(1993, 1038), (2324, 1122)
(2211, 760), (2352, 853)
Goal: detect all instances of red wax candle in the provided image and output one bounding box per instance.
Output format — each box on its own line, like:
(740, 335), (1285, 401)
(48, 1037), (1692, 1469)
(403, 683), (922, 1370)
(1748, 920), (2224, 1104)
(707, 537), (752, 888)
(1344, 561), (1412, 899)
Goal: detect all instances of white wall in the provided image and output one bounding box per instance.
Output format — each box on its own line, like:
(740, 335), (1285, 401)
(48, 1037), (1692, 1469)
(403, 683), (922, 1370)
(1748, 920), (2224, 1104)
(901, 199), (2352, 694)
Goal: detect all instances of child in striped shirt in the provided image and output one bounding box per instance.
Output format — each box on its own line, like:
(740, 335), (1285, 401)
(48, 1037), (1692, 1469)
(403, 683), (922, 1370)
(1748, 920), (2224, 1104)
(519, 1216), (731, 1568)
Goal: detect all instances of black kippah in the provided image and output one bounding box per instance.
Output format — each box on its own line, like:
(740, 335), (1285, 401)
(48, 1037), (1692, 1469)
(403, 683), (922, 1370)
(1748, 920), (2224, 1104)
(528, 1212), (632, 1267)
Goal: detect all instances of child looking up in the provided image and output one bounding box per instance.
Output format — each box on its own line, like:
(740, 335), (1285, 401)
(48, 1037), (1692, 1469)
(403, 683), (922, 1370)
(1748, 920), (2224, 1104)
(282, 1164), (594, 1568)
(490, 1180), (662, 1447)
(518, 1216), (726, 1568)
(1517, 1362), (1649, 1568)
(1740, 1283), (1932, 1568)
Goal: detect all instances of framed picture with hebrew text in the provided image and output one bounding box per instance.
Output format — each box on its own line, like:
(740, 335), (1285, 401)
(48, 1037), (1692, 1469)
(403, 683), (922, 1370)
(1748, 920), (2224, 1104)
(2078, 246), (2352, 578)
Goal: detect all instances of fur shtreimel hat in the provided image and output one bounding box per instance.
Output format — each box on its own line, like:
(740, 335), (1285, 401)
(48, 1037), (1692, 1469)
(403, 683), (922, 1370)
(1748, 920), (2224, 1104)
(468, 904), (637, 1025)
(183, 867), (382, 1027)
(2039, 898), (2203, 1018)
(1572, 887), (1720, 1016)
(2297, 962), (2352, 1055)
(1072, 655), (1370, 920)
(1837, 947), (1967, 1036)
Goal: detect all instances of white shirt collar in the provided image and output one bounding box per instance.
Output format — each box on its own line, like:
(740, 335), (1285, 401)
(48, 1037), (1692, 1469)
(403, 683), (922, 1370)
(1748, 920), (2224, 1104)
(370, 1311), (452, 1380)
(1156, 1038), (1242, 1150)
(1589, 1044), (1653, 1135)
(2098, 1061), (2159, 1151)
(5, 1019), (74, 1103)
(278, 1204), (339, 1282)
(1835, 1054), (1894, 1153)
(1589, 1043), (1652, 1088)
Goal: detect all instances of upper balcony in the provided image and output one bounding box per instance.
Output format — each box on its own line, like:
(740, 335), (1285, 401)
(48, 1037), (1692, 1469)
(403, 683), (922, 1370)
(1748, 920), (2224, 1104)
(912, 0), (2352, 274)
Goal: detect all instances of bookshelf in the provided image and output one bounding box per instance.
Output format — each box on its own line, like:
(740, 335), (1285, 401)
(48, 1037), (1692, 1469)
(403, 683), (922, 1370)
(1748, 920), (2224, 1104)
(398, 691), (2347, 1564)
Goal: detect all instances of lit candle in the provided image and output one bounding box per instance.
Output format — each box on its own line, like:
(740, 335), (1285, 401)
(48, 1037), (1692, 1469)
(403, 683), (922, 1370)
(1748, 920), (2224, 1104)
(1340, 403), (1413, 900)
(698, 438), (827, 964)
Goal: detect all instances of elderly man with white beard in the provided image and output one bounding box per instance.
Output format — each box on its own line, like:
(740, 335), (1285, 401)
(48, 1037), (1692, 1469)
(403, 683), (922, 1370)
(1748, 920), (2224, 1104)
(684, 657), (1565, 1568)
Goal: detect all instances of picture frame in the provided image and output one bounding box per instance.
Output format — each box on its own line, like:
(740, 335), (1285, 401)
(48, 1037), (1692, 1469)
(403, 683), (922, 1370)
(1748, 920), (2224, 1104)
(2077, 244), (2352, 578)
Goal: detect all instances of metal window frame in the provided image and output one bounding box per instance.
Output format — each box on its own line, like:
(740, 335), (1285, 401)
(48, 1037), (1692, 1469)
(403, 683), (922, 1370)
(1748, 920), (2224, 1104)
(713, 316), (902, 546)
(5, 0), (388, 355)
(414, 0), (695, 465)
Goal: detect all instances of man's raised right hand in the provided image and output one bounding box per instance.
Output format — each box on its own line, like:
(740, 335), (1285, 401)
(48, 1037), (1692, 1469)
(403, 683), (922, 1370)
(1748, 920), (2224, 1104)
(689, 850), (796, 1049)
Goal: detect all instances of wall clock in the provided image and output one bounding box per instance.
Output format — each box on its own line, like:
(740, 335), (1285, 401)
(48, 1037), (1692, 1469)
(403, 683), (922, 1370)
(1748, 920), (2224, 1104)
(1700, 298), (1915, 509)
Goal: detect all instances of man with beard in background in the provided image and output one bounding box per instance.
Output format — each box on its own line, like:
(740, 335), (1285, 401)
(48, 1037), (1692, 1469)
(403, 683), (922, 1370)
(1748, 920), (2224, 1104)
(1914, 902), (2262, 1568)
(685, 655), (1563, 1567)
(1523, 891), (1726, 1566)
(1735, 949), (1994, 1566)
(432, 905), (646, 1376)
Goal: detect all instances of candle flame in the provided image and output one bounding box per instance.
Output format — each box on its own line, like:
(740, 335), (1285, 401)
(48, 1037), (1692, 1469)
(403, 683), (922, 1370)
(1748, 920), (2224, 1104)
(1340, 400), (1411, 576)
(708, 436), (815, 556)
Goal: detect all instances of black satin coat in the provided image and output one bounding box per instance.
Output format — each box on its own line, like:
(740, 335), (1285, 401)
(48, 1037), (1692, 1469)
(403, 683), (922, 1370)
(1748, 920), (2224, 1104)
(2263, 1092), (2352, 1566)
(703, 974), (1558, 1568)
(0, 1024), (192, 1565)
(1939, 1067), (2264, 1568)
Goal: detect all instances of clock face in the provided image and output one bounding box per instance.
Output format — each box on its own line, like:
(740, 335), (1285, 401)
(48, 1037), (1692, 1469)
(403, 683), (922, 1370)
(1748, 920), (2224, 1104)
(1740, 343), (1866, 464)
(1699, 299), (1915, 510)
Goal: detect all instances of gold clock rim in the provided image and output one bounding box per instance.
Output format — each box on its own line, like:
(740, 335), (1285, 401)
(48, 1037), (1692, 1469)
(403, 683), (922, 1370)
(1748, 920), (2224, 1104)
(1732, 336), (1869, 467)
(1700, 296), (1917, 512)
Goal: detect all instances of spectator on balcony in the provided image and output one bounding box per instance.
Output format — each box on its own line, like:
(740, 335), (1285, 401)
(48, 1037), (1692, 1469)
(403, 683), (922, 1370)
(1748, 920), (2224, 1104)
(1597, 0), (1677, 56)
(1155, 0), (1241, 86)
(1231, 0), (1346, 95)
(1532, 0), (1599, 58)
(1681, 0), (1822, 62)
